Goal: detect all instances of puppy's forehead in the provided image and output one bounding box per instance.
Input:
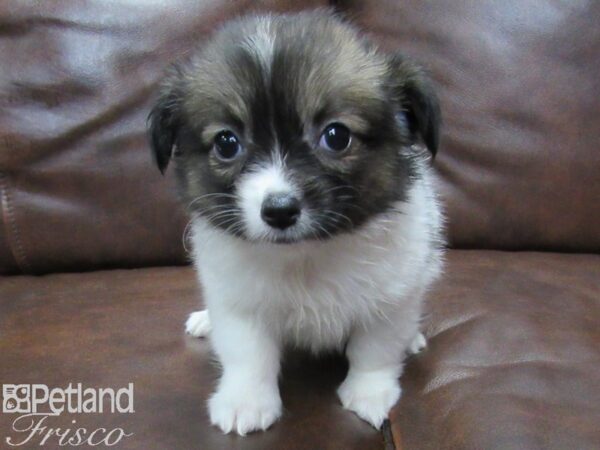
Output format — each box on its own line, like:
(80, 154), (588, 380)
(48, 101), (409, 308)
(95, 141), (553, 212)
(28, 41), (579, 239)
(183, 14), (387, 133)
(273, 15), (387, 121)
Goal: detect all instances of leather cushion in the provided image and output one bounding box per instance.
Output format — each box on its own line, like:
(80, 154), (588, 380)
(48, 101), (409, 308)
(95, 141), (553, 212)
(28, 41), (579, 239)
(391, 250), (600, 450)
(1, 250), (599, 449)
(0, 265), (382, 450)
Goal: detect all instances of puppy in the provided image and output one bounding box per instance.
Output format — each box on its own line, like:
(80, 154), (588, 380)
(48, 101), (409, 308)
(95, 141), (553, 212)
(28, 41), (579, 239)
(148, 11), (444, 436)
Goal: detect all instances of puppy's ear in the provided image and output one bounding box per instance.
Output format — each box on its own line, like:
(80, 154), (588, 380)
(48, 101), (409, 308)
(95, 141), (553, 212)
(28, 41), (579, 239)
(388, 55), (441, 157)
(147, 74), (183, 174)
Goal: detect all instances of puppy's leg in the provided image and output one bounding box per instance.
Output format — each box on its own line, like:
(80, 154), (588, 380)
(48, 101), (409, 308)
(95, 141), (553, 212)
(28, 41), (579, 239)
(208, 311), (282, 435)
(337, 315), (418, 429)
(185, 310), (211, 338)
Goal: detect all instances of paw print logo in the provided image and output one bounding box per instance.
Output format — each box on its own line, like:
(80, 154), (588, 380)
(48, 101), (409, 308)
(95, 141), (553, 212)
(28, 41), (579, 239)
(2, 385), (31, 413)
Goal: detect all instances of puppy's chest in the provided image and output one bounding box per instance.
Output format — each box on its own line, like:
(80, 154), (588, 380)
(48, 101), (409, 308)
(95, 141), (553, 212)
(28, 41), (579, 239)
(194, 210), (433, 348)
(244, 253), (397, 348)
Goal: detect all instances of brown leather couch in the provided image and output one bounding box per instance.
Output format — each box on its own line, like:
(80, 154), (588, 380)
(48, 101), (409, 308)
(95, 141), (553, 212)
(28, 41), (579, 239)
(1, 1), (599, 449)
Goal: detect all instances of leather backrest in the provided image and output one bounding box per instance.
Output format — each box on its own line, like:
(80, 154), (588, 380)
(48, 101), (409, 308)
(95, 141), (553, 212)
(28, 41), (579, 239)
(339, 0), (600, 252)
(1, 0), (598, 274)
(0, 0), (326, 274)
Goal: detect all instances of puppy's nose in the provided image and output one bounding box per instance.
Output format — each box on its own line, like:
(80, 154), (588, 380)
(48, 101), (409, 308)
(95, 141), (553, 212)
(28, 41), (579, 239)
(261, 193), (301, 230)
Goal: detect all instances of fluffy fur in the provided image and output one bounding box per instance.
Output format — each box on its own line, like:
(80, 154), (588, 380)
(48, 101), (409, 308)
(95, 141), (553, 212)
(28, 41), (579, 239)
(149, 10), (444, 435)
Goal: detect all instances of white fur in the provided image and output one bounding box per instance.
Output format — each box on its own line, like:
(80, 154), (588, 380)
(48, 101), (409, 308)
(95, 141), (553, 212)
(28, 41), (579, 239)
(408, 332), (427, 355)
(185, 310), (211, 337)
(188, 166), (444, 434)
(237, 159), (292, 238)
(237, 158), (313, 243)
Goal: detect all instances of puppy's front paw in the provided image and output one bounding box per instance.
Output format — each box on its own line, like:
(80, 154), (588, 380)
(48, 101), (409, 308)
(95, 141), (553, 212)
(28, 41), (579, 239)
(337, 371), (401, 429)
(208, 382), (282, 435)
(185, 310), (211, 338)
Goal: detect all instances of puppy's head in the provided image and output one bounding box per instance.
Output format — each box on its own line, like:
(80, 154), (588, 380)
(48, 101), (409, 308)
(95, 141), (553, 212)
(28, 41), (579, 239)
(148, 11), (440, 244)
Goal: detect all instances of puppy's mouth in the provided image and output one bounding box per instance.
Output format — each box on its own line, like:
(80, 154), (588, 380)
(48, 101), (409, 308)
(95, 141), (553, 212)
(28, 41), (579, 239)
(198, 208), (314, 244)
(200, 208), (341, 244)
(255, 226), (311, 245)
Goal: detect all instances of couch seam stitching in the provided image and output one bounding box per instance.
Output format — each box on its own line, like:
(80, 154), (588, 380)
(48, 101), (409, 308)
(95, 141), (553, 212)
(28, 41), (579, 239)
(0, 171), (30, 272)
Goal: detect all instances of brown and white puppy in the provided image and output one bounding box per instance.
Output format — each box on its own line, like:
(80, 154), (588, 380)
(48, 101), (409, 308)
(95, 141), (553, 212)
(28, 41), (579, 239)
(149, 10), (444, 436)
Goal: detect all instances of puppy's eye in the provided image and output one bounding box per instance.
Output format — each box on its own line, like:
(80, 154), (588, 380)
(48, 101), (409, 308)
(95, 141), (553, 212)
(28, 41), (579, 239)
(213, 131), (242, 161)
(319, 123), (351, 153)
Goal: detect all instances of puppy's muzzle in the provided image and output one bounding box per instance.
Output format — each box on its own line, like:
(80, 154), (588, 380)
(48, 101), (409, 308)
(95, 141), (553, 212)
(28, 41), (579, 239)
(261, 193), (301, 230)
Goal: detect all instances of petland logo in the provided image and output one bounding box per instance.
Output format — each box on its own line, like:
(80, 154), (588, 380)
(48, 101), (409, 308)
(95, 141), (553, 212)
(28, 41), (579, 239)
(2, 384), (134, 447)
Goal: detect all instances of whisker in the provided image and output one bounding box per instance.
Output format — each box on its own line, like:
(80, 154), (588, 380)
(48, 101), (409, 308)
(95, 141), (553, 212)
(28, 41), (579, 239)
(182, 219), (194, 253)
(193, 203), (235, 216)
(339, 202), (369, 216)
(321, 209), (353, 228)
(318, 185), (360, 198)
(187, 192), (238, 210)
(205, 209), (241, 222)
(310, 220), (333, 240)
